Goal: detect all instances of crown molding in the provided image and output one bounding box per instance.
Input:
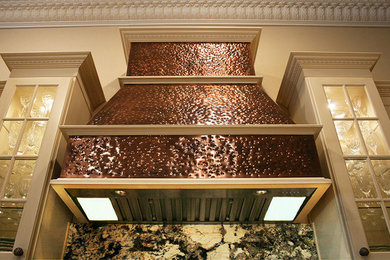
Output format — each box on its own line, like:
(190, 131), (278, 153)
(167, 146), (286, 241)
(1, 52), (91, 70)
(376, 80), (390, 97)
(276, 52), (381, 109)
(120, 26), (261, 63)
(0, 1), (389, 28)
(0, 52), (105, 110)
(0, 81), (5, 97)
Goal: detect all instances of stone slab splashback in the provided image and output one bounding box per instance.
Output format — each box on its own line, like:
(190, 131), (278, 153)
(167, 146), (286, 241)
(89, 84), (293, 125)
(61, 135), (321, 178)
(127, 42), (254, 76)
(63, 223), (318, 259)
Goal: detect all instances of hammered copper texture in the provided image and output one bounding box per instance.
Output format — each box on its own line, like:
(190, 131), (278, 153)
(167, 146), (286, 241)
(60, 135), (322, 178)
(127, 42), (254, 76)
(89, 84), (294, 125)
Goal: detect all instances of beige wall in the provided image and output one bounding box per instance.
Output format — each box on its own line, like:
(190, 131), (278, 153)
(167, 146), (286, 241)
(0, 26), (390, 101)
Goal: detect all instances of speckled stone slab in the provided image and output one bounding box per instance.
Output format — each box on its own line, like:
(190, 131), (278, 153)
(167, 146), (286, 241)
(63, 224), (318, 259)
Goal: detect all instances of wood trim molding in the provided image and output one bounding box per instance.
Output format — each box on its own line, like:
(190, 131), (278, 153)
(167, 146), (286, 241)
(0, 52), (105, 111)
(276, 52), (381, 110)
(59, 124), (323, 140)
(0, 81), (5, 97)
(376, 80), (390, 98)
(119, 76), (263, 87)
(0, 1), (389, 28)
(120, 26), (262, 63)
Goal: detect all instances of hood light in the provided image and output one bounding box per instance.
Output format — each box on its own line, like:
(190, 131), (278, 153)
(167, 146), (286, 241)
(264, 196), (306, 221)
(77, 197), (118, 221)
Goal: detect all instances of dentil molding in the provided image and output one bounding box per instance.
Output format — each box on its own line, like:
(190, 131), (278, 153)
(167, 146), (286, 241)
(276, 52), (381, 110)
(0, 0), (389, 28)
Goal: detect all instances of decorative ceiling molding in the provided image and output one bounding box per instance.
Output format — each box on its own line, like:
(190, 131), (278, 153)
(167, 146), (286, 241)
(0, 0), (389, 28)
(376, 80), (390, 97)
(0, 52), (105, 110)
(120, 26), (261, 63)
(276, 52), (381, 109)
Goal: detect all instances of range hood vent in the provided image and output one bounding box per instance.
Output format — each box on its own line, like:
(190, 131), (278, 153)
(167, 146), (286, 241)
(53, 36), (331, 224)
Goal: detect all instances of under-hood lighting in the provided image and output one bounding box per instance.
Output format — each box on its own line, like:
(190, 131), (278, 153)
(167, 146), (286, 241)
(77, 198), (118, 221)
(264, 196), (306, 221)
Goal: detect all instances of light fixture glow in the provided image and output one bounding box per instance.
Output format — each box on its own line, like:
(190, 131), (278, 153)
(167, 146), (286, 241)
(77, 197), (118, 221)
(264, 196), (306, 221)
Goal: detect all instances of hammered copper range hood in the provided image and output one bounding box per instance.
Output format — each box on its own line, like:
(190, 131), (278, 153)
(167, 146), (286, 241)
(52, 27), (330, 224)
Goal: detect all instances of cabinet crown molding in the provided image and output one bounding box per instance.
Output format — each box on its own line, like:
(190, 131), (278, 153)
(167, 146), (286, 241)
(1, 52), (91, 70)
(376, 80), (390, 97)
(0, 81), (5, 97)
(0, 51), (105, 111)
(277, 52), (381, 110)
(0, 1), (389, 28)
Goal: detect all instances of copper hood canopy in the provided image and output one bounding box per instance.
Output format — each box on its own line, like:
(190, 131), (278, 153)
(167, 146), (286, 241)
(52, 31), (330, 224)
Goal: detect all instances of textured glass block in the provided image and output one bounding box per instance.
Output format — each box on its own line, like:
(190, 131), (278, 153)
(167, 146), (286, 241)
(0, 202), (23, 251)
(324, 86), (352, 118)
(334, 120), (364, 155)
(345, 160), (377, 198)
(61, 135), (322, 179)
(127, 42), (254, 76)
(0, 160), (10, 190)
(357, 202), (390, 252)
(89, 84), (294, 125)
(346, 86), (375, 117)
(3, 160), (36, 199)
(5, 86), (35, 118)
(0, 121), (23, 155)
(29, 86), (57, 118)
(18, 121), (47, 155)
(372, 160), (390, 198)
(358, 121), (389, 155)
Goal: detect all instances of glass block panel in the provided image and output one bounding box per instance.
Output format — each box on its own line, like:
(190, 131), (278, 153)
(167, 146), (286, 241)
(5, 86), (35, 118)
(345, 160), (377, 198)
(334, 120), (364, 155)
(324, 86), (352, 118)
(358, 121), (390, 155)
(18, 121), (47, 155)
(357, 202), (390, 252)
(372, 160), (390, 198)
(0, 121), (23, 155)
(3, 160), (36, 199)
(29, 86), (57, 118)
(0, 160), (11, 190)
(0, 202), (24, 251)
(346, 86), (375, 117)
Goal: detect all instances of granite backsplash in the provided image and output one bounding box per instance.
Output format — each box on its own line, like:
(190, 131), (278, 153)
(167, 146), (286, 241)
(63, 223), (318, 259)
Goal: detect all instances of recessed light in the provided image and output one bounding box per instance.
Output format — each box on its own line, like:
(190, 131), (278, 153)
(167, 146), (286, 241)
(255, 190), (268, 195)
(77, 198), (118, 221)
(114, 190), (127, 196)
(264, 196), (306, 221)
